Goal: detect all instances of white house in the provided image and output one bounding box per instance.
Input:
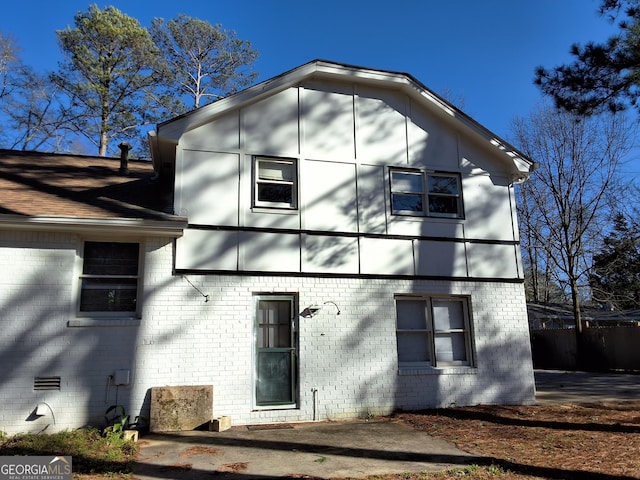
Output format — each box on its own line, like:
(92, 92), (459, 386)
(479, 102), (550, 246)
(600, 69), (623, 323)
(0, 60), (536, 435)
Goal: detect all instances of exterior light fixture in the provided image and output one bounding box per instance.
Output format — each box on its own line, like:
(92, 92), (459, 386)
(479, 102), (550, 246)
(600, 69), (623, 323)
(323, 301), (341, 315)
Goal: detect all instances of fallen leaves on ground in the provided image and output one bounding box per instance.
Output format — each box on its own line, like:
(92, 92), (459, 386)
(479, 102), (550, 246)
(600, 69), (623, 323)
(392, 401), (640, 479)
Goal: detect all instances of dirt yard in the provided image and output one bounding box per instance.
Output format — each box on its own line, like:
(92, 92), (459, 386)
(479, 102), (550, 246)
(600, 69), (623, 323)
(393, 401), (640, 479)
(67, 401), (640, 479)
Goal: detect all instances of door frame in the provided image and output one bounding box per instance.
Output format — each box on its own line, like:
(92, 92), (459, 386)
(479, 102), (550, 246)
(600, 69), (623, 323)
(253, 293), (299, 409)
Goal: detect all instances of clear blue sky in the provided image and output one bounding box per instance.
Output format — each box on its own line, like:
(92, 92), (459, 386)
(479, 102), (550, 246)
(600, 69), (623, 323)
(0, 0), (620, 140)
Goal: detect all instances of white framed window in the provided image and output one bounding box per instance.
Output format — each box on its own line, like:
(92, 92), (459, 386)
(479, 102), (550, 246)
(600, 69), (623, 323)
(395, 295), (473, 368)
(253, 156), (297, 209)
(390, 169), (462, 218)
(78, 241), (141, 316)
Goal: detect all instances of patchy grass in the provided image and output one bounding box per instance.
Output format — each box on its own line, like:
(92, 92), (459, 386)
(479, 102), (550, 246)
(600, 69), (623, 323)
(0, 428), (137, 478)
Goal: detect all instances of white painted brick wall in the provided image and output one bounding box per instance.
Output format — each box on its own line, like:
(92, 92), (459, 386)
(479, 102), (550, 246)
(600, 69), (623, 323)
(0, 230), (535, 434)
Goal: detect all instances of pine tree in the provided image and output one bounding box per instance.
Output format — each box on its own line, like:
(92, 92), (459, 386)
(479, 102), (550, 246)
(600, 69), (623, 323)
(590, 212), (640, 310)
(535, 0), (640, 116)
(51, 5), (162, 156)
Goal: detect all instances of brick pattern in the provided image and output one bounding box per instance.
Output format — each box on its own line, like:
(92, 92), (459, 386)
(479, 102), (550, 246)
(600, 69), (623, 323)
(0, 231), (535, 434)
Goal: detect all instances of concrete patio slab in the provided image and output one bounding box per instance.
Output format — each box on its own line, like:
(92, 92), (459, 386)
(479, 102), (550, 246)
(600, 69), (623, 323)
(133, 419), (478, 479)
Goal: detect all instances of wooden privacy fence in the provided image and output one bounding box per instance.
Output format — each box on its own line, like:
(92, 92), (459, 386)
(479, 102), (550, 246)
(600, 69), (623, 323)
(530, 326), (640, 372)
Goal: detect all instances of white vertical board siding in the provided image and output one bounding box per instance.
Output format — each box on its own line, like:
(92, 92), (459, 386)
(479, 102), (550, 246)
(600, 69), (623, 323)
(460, 141), (516, 242)
(175, 229), (239, 271)
(301, 160), (358, 232)
(360, 237), (414, 275)
(301, 234), (359, 274)
(177, 151), (240, 226)
(357, 164), (388, 234)
(181, 112), (240, 151)
(467, 243), (520, 278)
(301, 85), (355, 160)
(407, 104), (459, 168)
(414, 240), (468, 277)
(239, 231), (301, 272)
(462, 174), (515, 241)
(244, 88), (300, 157)
(172, 80), (523, 280)
(355, 87), (408, 164)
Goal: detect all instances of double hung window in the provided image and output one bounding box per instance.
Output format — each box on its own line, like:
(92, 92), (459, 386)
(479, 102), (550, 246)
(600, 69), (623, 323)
(254, 157), (297, 209)
(395, 296), (473, 367)
(390, 169), (462, 218)
(78, 241), (140, 315)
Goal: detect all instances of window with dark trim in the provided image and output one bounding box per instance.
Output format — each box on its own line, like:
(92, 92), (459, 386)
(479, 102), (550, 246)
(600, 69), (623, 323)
(253, 157), (298, 209)
(390, 169), (462, 218)
(395, 295), (473, 367)
(79, 241), (140, 315)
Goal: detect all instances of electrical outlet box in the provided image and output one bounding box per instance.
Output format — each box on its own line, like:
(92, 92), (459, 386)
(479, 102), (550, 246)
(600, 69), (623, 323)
(113, 369), (130, 386)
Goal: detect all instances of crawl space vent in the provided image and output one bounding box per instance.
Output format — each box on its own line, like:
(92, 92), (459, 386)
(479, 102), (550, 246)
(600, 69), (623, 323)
(34, 376), (61, 391)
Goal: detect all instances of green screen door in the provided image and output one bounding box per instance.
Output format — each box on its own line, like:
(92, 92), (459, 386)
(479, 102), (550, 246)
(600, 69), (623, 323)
(255, 296), (297, 406)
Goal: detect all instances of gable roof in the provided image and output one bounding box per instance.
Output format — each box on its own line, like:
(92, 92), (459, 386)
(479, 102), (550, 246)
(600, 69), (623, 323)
(150, 59), (535, 181)
(0, 150), (186, 236)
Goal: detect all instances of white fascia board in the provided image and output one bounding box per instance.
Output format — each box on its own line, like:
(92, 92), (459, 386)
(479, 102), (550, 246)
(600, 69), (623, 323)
(408, 80), (535, 175)
(0, 215), (187, 237)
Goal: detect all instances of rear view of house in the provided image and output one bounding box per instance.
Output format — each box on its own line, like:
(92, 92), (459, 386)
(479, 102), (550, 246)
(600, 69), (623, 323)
(0, 60), (535, 434)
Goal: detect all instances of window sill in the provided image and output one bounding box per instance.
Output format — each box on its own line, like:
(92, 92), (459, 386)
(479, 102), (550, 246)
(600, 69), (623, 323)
(390, 213), (463, 221)
(251, 207), (298, 215)
(398, 366), (477, 376)
(252, 404), (298, 411)
(68, 317), (141, 328)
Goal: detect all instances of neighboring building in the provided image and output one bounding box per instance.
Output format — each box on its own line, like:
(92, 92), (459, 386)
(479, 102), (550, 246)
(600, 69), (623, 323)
(528, 303), (640, 329)
(0, 60), (536, 435)
(528, 303), (640, 371)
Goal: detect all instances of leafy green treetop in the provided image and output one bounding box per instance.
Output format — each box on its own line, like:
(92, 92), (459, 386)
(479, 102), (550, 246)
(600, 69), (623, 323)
(535, 0), (640, 115)
(52, 4), (163, 156)
(590, 212), (640, 310)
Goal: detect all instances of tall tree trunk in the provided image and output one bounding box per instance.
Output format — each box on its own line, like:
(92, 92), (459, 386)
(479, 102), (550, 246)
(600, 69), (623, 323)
(99, 95), (109, 157)
(99, 134), (108, 157)
(570, 279), (583, 334)
(569, 277), (588, 370)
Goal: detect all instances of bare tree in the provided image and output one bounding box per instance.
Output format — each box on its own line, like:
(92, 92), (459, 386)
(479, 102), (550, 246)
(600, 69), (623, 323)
(519, 184), (567, 304)
(0, 32), (18, 100)
(150, 14), (258, 113)
(512, 103), (635, 333)
(0, 31), (68, 152)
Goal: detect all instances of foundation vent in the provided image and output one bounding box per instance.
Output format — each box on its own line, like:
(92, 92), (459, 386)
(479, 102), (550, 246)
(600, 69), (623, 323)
(34, 376), (61, 391)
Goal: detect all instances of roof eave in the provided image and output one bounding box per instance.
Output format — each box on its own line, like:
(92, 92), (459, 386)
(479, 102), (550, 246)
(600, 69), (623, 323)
(0, 214), (188, 238)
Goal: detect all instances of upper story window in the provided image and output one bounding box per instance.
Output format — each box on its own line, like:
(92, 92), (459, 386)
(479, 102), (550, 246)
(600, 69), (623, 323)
(390, 169), (462, 218)
(254, 156), (298, 209)
(79, 241), (140, 316)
